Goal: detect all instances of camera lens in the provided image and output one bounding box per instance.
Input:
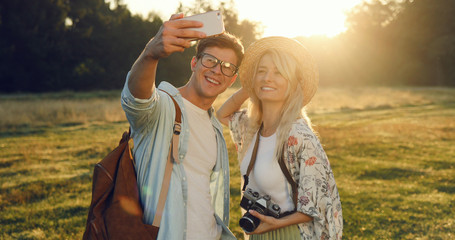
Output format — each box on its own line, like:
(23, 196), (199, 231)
(239, 212), (260, 233)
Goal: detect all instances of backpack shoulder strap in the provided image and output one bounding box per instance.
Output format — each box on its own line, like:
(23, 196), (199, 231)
(150, 89), (182, 231)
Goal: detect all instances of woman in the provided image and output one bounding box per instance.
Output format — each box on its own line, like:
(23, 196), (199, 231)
(217, 37), (343, 239)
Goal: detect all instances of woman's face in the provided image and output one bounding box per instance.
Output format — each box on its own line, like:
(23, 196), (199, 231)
(253, 53), (289, 105)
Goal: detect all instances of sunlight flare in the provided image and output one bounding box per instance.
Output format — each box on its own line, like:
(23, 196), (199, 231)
(118, 0), (364, 37)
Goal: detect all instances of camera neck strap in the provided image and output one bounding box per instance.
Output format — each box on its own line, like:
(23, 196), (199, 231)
(242, 124), (298, 208)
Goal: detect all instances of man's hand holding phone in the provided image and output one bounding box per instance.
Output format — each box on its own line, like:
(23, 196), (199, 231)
(145, 13), (205, 59)
(146, 11), (224, 60)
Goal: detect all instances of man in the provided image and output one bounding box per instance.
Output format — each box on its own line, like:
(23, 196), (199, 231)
(121, 13), (244, 240)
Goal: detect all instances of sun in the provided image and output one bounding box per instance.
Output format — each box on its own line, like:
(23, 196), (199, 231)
(236, 0), (362, 38)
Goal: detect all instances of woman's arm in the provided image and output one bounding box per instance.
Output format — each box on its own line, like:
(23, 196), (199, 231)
(216, 87), (249, 126)
(246, 210), (313, 235)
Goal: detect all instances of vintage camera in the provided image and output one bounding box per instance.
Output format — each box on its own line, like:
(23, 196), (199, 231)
(239, 188), (281, 233)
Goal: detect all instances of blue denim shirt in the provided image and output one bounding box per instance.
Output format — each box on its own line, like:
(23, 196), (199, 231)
(121, 74), (235, 240)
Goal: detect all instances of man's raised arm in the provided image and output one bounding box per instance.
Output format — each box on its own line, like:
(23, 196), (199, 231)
(127, 13), (206, 99)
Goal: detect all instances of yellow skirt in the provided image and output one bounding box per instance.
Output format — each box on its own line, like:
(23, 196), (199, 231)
(249, 225), (301, 240)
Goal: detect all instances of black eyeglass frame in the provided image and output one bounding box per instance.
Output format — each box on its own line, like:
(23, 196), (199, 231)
(197, 53), (239, 77)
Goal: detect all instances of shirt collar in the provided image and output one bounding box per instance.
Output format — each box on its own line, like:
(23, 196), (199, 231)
(157, 81), (180, 97)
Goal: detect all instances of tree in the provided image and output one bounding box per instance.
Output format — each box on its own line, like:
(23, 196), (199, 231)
(342, 0), (455, 86)
(387, 0), (455, 85)
(65, 0), (162, 90)
(0, 0), (163, 92)
(0, 0), (70, 92)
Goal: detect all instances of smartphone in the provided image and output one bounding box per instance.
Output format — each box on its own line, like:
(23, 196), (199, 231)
(177, 10), (225, 38)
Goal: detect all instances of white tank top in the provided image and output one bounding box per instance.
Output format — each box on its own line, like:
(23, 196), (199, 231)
(240, 132), (295, 213)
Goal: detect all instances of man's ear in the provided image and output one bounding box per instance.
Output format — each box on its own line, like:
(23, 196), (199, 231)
(190, 56), (197, 71)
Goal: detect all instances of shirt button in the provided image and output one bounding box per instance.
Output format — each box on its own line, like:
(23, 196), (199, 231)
(180, 154), (184, 159)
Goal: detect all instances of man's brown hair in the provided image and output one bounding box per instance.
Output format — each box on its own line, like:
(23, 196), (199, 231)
(196, 32), (244, 67)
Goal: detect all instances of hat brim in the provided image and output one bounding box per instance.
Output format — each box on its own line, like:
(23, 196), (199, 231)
(239, 36), (319, 107)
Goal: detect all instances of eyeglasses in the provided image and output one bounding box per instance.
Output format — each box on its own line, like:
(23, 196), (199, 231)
(198, 53), (238, 77)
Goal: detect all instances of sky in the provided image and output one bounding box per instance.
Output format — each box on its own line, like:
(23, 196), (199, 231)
(117, 0), (364, 38)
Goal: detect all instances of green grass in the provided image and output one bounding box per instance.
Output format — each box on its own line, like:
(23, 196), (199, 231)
(312, 103), (455, 239)
(1, 87), (454, 239)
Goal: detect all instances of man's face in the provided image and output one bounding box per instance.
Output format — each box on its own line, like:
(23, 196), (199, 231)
(190, 46), (238, 101)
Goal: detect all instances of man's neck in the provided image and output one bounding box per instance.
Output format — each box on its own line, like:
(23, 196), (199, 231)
(178, 85), (214, 111)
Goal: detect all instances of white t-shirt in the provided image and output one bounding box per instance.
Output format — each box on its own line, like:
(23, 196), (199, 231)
(240, 132), (295, 214)
(182, 98), (222, 240)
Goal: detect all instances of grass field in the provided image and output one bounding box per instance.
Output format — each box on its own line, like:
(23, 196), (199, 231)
(1, 87), (454, 239)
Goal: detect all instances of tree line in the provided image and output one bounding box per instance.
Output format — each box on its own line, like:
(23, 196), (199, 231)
(0, 0), (453, 93)
(0, 0), (260, 92)
(301, 0), (455, 86)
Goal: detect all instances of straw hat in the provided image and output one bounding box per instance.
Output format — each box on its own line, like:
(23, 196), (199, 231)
(239, 36), (319, 107)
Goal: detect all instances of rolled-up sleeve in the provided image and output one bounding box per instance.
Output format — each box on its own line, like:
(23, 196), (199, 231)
(121, 72), (161, 134)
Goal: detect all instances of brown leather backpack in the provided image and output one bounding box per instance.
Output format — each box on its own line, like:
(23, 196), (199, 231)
(83, 91), (181, 240)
